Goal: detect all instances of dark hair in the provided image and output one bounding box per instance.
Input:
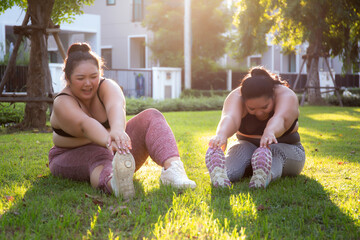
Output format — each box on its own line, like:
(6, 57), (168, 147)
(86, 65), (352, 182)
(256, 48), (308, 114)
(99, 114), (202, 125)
(63, 42), (104, 80)
(240, 66), (288, 99)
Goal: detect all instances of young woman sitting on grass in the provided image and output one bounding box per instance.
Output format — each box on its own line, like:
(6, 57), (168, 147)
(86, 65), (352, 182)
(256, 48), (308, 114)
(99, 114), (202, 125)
(49, 42), (196, 199)
(205, 66), (305, 188)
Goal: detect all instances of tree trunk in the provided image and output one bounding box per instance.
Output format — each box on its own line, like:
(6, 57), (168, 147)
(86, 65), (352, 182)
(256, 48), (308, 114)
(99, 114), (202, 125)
(306, 40), (323, 105)
(21, 0), (54, 130)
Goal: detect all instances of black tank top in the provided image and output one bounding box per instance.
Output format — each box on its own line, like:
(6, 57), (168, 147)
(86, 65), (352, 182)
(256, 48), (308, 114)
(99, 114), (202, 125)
(237, 110), (299, 146)
(52, 78), (110, 138)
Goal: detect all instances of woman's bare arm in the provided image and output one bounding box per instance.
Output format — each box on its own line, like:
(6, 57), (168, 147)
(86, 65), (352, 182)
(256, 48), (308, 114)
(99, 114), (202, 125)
(261, 85), (299, 147)
(209, 88), (243, 150)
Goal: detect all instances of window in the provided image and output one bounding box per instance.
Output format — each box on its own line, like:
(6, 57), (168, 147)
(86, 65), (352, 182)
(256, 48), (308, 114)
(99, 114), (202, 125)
(129, 37), (146, 68)
(250, 57), (261, 67)
(48, 51), (59, 63)
(107, 0), (115, 6)
(133, 0), (144, 22)
(288, 52), (296, 72)
(353, 62), (360, 73)
(101, 48), (112, 69)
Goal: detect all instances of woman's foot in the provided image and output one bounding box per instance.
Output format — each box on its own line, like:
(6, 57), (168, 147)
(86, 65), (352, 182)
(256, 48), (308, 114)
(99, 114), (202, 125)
(160, 160), (196, 188)
(249, 147), (272, 189)
(205, 148), (231, 187)
(111, 152), (136, 199)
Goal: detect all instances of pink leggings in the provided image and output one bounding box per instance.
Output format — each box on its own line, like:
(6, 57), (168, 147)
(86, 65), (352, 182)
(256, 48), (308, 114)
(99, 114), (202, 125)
(48, 108), (179, 193)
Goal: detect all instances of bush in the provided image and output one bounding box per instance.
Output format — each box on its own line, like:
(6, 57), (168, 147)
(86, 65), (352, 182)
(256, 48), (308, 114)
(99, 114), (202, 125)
(339, 87), (360, 95)
(180, 89), (230, 98)
(0, 102), (25, 125)
(326, 95), (360, 106)
(126, 96), (225, 115)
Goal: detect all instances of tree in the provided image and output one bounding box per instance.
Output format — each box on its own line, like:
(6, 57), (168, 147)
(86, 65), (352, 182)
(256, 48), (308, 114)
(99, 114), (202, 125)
(231, 0), (360, 104)
(0, 0), (94, 130)
(143, 0), (230, 86)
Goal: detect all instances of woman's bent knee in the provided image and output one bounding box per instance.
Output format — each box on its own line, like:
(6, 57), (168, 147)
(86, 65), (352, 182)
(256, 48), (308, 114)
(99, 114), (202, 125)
(140, 108), (164, 119)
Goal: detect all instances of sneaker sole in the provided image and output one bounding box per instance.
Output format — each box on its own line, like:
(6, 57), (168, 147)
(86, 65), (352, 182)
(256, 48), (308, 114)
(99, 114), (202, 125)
(249, 147), (272, 189)
(160, 179), (196, 188)
(205, 148), (231, 187)
(111, 152), (136, 199)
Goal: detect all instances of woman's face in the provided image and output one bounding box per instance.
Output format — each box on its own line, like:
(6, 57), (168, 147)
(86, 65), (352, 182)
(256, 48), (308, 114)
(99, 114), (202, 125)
(68, 60), (100, 101)
(244, 95), (274, 120)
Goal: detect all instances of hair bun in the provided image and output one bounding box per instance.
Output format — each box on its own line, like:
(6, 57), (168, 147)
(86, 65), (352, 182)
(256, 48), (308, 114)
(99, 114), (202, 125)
(67, 43), (91, 55)
(250, 67), (268, 77)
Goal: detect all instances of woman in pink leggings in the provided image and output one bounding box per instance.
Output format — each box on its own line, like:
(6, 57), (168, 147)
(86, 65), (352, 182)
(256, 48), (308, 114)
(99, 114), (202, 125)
(49, 42), (196, 199)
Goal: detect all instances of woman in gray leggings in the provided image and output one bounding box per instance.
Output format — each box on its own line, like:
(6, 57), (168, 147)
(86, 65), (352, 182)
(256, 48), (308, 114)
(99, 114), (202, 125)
(205, 66), (305, 188)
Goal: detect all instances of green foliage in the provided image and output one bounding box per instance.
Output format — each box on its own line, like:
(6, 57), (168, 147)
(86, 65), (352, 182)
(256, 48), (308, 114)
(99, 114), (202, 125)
(0, 0), (26, 13)
(343, 87), (360, 95)
(326, 95), (360, 107)
(51, 0), (95, 24)
(231, 0), (360, 72)
(0, 0), (95, 25)
(180, 89), (230, 98)
(0, 103), (25, 125)
(143, 0), (230, 74)
(322, 88), (360, 106)
(0, 40), (30, 66)
(126, 96), (225, 115)
(231, 0), (275, 59)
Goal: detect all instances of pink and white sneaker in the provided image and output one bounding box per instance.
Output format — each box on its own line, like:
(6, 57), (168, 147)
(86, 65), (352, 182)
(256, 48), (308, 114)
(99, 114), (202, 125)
(249, 147), (272, 189)
(205, 148), (231, 187)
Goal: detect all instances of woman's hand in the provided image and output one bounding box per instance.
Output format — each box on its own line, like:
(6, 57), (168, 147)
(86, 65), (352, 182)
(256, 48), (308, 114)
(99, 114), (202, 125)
(209, 135), (227, 151)
(260, 131), (277, 148)
(108, 129), (132, 154)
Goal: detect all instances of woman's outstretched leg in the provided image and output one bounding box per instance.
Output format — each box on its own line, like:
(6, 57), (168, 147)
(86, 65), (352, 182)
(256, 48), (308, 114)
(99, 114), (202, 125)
(126, 108), (196, 188)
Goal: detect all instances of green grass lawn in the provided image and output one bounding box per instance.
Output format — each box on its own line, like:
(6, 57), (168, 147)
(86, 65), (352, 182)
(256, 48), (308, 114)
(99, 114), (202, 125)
(0, 106), (359, 239)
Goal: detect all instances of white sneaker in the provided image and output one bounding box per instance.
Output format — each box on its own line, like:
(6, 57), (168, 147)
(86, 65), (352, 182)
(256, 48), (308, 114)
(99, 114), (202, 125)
(160, 160), (196, 188)
(110, 152), (136, 199)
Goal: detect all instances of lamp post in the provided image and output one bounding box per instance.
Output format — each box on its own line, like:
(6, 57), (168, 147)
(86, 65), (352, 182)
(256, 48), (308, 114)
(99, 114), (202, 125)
(184, 0), (191, 89)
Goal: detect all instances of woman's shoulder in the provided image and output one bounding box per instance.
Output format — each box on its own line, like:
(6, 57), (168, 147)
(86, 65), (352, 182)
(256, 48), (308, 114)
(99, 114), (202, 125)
(98, 78), (122, 92)
(53, 89), (81, 109)
(228, 87), (242, 98)
(274, 85), (297, 98)
(54, 88), (72, 101)
(225, 87), (243, 106)
(223, 87), (246, 115)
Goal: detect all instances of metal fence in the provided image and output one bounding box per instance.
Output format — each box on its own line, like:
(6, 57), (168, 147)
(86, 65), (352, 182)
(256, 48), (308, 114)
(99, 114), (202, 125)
(198, 71), (359, 91)
(0, 65), (27, 92)
(103, 69), (152, 98)
(0, 66), (153, 98)
(1, 65), (359, 96)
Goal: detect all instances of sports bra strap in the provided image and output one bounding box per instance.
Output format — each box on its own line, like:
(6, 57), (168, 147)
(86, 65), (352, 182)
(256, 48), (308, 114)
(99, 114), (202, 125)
(54, 92), (82, 108)
(97, 78), (106, 108)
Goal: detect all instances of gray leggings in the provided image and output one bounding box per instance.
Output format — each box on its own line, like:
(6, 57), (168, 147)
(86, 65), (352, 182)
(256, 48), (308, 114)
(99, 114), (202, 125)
(225, 140), (305, 183)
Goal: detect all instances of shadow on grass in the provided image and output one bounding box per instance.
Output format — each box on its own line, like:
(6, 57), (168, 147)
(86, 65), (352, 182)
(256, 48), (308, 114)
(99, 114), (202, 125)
(209, 175), (359, 239)
(0, 174), (179, 239)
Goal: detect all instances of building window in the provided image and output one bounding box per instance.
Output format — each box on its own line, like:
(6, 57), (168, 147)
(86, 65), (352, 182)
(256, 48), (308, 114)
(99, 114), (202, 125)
(133, 0), (144, 22)
(107, 0), (115, 6)
(288, 52), (296, 72)
(250, 57), (261, 67)
(102, 48), (112, 69)
(48, 51), (59, 63)
(129, 37), (146, 68)
(353, 62), (360, 73)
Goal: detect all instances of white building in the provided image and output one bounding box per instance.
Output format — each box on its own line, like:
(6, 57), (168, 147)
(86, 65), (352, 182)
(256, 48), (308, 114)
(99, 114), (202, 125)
(82, 0), (155, 69)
